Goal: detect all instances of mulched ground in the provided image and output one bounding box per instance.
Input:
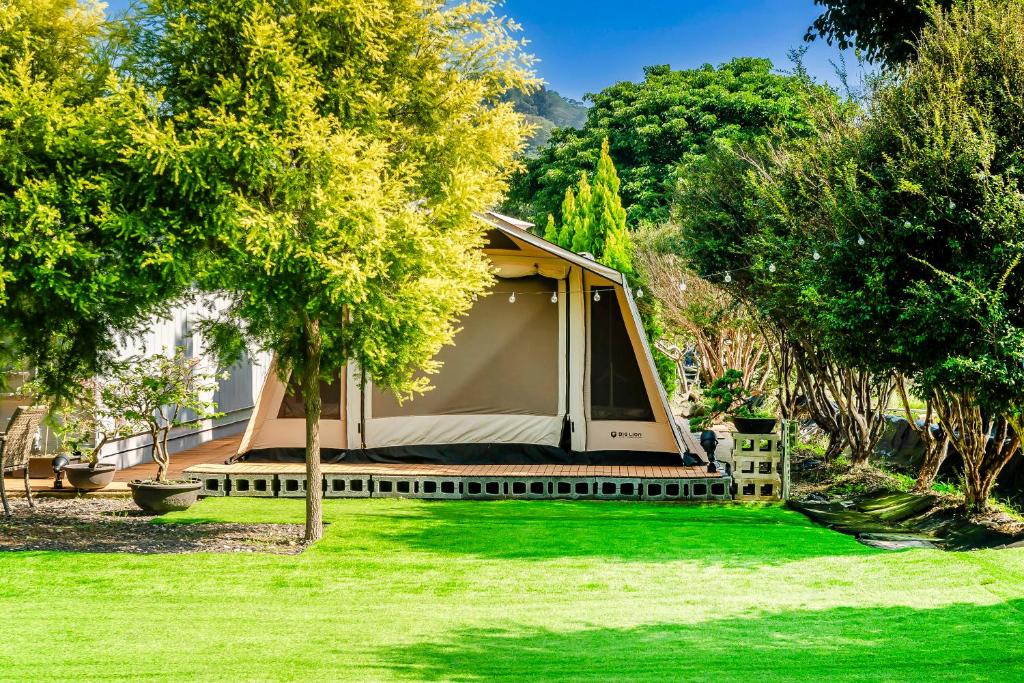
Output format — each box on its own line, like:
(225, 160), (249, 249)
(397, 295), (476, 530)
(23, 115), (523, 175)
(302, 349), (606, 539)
(0, 498), (307, 554)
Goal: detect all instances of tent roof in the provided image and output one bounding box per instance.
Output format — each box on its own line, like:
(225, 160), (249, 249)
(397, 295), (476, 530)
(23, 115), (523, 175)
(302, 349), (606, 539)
(474, 211), (624, 285)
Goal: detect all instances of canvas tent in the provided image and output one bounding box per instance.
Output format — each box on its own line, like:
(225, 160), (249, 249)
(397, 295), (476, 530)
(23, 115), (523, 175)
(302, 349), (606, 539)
(236, 212), (697, 465)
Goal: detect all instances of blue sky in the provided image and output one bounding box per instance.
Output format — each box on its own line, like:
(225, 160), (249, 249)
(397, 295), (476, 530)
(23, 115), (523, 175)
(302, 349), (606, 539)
(103, 0), (860, 99)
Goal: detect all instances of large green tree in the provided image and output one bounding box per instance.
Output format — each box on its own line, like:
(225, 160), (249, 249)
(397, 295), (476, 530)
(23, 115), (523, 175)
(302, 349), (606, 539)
(505, 59), (825, 227)
(805, 0), (954, 66)
(683, 0), (1024, 510)
(122, 0), (533, 540)
(800, 0), (1024, 510)
(0, 0), (193, 401)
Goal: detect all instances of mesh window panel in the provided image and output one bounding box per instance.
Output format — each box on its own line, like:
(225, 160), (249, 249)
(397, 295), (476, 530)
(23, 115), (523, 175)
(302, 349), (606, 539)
(372, 275), (560, 416)
(277, 377), (343, 419)
(589, 287), (654, 421)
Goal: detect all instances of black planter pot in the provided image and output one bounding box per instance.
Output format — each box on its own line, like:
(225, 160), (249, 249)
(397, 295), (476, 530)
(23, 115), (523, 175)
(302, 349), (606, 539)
(64, 463), (117, 492)
(731, 417), (778, 435)
(129, 481), (202, 514)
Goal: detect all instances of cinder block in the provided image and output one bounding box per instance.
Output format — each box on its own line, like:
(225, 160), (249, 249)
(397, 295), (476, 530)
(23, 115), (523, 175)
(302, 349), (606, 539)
(595, 478), (642, 500)
(733, 454), (781, 480)
(508, 478), (559, 499)
(734, 477), (780, 501)
(639, 478), (686, 501)
(227, 473), (275, 497)
(324, 473), (371, 498)
(416, 477), (464, 500)
(707, 476), (732, 501)
(186, 471), (228, 497)
(549, 478), (596, 500)
(278, 474), (308, 498)
(733, 433), (782, 456)
(462, 478), (509, 500)
(689, 478), (710, 501)
(373, 476), (419, 498)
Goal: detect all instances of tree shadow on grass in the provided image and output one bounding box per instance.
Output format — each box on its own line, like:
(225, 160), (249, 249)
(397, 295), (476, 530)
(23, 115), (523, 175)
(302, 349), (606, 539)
(381, 600), (1024, 681)
(376, 500), (880, 566)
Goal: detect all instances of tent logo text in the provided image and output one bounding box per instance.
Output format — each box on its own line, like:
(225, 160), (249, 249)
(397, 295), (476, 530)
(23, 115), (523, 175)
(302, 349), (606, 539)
(611, 431), (642, 439)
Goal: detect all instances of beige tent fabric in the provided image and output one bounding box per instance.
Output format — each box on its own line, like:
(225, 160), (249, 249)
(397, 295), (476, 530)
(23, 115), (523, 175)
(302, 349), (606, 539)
(239, 360), (348, 452)
(371, 275), (560, 417)
(364, 414), (563, 449)
(278, 377), (343, 419)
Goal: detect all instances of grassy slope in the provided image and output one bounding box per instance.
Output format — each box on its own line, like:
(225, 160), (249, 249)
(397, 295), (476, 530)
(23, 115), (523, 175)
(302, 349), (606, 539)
(1, 499), (1023, 681)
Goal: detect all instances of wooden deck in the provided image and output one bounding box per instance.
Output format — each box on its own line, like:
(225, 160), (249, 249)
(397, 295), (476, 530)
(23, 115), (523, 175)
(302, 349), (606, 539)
(186, 461), (717, 479)
(6, 435), (729, 501)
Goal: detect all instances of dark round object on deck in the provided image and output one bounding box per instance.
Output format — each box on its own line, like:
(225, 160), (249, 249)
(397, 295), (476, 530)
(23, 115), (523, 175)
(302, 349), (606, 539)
(129, 481), (202, 514)
(63, 463), (117, 492)
(731, 417), (778, 434)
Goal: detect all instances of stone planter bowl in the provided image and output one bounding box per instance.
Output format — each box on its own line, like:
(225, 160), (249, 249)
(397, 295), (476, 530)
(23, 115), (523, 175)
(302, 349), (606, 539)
(129, 481), (202, 514)
(731, 417), (778, 435)
(64, 463), (117, 492)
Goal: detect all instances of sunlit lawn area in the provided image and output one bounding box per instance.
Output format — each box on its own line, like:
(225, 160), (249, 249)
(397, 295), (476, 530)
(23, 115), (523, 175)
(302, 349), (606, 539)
(1, 499), (1023, 681)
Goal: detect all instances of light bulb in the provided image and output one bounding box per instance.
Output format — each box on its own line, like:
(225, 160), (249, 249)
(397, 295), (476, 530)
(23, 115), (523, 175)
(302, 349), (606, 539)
(593, 291), (601, 302)
(471, 294), (478, 302)
(813, 251), (821, 261)
(636, 288), (644, 299)
(857, 234), (866, 246)
(509, 292), (516, 303)
(550, 292), (558, 303)
(903, 220), (912, 229)
(948, 200), (956, 210)
(724, 273), (732, 283)
(678, 281), (687, 292)
(768, 263), (777, 273)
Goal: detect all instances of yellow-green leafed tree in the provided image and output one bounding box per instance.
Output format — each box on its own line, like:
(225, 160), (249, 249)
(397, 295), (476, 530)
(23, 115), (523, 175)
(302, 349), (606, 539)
(121, 0), (536, 540)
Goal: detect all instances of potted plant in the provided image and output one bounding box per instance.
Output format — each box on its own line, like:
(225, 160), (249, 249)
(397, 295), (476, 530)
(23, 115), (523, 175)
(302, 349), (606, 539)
(123, 348), (224, 514)
(56, 375), (137, 492)
(689, 369), (778, 434)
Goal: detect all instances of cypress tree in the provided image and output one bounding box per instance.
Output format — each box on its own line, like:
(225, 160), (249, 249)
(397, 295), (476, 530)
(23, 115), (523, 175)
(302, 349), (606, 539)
(570, 172), (594, 254)
(543, 213), (558, 243)
(589, 138), (633, 273)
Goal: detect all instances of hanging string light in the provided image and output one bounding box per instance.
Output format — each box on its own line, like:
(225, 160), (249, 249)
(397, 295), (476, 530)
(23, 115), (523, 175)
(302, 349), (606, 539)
(724, 273), (732, 283)
(550, 291), (558, 304)
(678, 281), (687, 292)
(857, 234), (866, 246)
(508, 292), (516, 304)
(768, 263), (777, 273)
(813, 250), (821, 261)
(636, 288), (644, 299)
(593, 290), (601, 302)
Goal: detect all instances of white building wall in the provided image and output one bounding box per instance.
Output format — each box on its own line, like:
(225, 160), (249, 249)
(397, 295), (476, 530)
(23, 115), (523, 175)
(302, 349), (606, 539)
(98, 295), (271, 469)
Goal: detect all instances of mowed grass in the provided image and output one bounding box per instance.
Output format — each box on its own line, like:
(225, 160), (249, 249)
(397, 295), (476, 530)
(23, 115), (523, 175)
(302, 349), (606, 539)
(2, 499), (1024, 681)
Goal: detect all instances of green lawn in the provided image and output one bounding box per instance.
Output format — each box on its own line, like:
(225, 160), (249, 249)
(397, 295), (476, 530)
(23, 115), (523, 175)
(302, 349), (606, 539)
(2, 499), (1023, 681)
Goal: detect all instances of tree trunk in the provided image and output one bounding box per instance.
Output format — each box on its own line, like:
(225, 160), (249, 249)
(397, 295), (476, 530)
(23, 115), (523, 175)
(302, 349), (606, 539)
(913, 434), (949, 493)
(302, 316), (324, 542)
(933, 389), (1020, 514)
(151, 429), (169, 483)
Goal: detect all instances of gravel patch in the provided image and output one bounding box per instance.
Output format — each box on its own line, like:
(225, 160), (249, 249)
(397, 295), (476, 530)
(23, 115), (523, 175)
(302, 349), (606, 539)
(0, 498), (307, 554)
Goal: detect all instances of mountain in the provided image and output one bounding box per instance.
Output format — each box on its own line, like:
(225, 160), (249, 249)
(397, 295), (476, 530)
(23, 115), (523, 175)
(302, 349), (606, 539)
(503, 86), (589, 155)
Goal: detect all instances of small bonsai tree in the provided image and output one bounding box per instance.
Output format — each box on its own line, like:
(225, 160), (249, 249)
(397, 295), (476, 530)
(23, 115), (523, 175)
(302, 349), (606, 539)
(55, 371), (140, 467)
(690, 369), (773, 430)
(120, 348), (224, 483)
